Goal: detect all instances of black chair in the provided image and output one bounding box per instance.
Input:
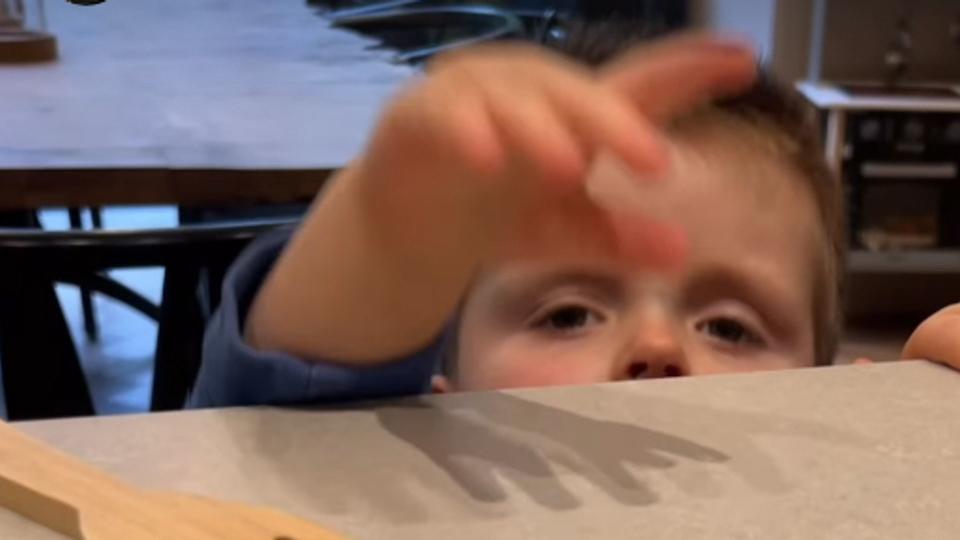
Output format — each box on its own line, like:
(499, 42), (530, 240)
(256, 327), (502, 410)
(332, 5), (525, 64)
(67, 206), (104, 341)
(319, 0), (424, 20)
(0, 218), (296, 420)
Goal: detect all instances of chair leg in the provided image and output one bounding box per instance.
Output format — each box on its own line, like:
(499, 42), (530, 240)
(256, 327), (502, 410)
(79, 285), (98, 342)
(68, 208), (99, 342)
(0, 271), (96, 420)
(90, 207), (103, 229)
(151, 266), (205, 411)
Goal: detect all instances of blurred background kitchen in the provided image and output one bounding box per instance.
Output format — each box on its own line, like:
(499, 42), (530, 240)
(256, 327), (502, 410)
(0, 0), (957, 419)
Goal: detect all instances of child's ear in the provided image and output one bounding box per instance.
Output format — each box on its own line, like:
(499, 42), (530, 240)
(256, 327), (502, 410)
(431, 375), (453, 394)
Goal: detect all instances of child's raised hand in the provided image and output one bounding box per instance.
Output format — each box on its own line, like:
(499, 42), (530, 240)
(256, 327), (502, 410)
(353, 35), (757, 267)
(248, 35), (758, 362)
(902, 303), (960, 370)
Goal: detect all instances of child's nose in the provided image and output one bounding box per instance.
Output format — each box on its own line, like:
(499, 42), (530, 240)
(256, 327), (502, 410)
(616, 318), (688, 380)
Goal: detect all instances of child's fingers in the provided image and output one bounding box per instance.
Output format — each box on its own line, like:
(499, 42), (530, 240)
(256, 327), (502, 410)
(444, 85), (508, 178)
(438, 45), (671, 179)
(901, 307), (960, 368)
(380, 78), (505, 179)
(482, 84), (587, 188)
(602, 35), (758, 124)
(602, 31), (751, 72)
(517, 68), (669, 178)
(605, 209), (688, 270)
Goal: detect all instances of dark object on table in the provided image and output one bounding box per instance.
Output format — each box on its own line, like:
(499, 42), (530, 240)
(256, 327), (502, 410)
(0, 218), (296, 420)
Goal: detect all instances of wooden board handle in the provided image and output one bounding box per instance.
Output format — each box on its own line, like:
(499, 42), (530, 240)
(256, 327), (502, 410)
(0, 420), (136, 539)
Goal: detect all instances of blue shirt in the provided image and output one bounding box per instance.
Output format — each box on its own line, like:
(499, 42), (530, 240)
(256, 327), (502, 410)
(189, 230), (444, 408)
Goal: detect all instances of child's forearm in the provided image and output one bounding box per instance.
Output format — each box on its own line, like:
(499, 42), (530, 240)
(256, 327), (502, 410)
(244, 166), (480, 364)
(902, 303), (960, 369)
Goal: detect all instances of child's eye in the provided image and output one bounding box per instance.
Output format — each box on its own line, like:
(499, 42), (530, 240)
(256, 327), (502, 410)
(697, 317), (764, 346)
(531, 305), (604, 334)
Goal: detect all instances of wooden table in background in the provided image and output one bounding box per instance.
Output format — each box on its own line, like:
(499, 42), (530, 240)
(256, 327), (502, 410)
(0, 0), (413, 209)
(0, 0), (412, 421)
(3, 362), (959, 539)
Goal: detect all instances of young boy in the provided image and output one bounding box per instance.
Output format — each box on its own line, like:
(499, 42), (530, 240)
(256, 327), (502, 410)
(189, 25), (846, 407)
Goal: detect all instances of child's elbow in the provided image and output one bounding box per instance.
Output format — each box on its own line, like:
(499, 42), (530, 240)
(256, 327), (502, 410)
(902, 303), (960, 370)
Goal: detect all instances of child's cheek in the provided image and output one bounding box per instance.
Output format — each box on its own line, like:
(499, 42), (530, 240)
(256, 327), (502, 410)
(469, 347), (612, 390)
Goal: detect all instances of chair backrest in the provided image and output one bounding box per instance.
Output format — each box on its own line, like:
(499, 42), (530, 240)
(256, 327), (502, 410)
(323, 0), (424, 20)
(0, 218), (298, 415)
(332, 5), (525, 64)
(0, 219), (297, 271)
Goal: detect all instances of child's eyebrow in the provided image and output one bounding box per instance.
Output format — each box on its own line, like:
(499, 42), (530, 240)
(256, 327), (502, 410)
(490, 268), (626, 306)
(683, 265), (803, 343)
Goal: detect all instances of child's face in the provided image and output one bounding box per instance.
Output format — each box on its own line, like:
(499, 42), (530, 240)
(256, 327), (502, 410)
(447, 127), (823, 392)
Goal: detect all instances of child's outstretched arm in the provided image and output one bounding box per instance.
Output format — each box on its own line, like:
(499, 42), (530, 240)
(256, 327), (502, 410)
(902, 303), (960, 370)
(245, 36), (757, 365)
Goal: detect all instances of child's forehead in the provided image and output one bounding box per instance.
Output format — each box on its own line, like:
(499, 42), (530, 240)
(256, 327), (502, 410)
(493, 127), (814, 265)
(479, 125), (822, 304)
(669, 114), (798, 179)
(589, 126), (807, 222)
(483, 109), (823, 290)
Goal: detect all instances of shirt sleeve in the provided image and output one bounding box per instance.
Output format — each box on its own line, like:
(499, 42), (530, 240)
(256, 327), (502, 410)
(188, 228), (442, 408)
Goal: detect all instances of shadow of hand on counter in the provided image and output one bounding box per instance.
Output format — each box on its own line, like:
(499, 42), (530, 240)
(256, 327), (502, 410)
(373, 387), (873, 512)
(374, 392), (728, 510)
(244, 383), (872, 523)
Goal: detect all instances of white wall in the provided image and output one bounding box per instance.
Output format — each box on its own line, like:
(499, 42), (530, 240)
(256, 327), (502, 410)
(691, 0), (778, 59)
(770, 0), (815, 83)
(817, 0), (960, 83)
(691, 0), (812, 83)
(695, 0), (960, 84)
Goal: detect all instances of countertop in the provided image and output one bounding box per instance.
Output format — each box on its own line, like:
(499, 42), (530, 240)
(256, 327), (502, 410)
(3, 361), (958, 539)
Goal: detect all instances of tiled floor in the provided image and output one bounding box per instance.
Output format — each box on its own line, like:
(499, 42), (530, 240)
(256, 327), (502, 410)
(0, 206), (912, 420)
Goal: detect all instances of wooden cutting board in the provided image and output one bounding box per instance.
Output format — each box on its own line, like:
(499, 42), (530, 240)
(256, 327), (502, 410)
(0, 420), (345, 539)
